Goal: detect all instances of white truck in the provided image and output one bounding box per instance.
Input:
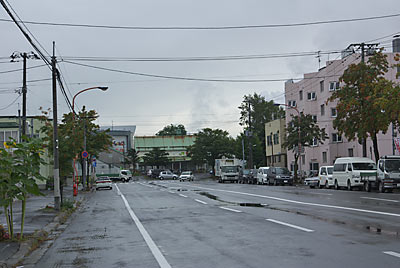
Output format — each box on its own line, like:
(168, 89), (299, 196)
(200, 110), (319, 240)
(215, 158), (244, 183)
(376, 156), (400, 193)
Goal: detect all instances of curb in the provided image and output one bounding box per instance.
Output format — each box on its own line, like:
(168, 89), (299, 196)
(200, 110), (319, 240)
(2, 193), (90, 268)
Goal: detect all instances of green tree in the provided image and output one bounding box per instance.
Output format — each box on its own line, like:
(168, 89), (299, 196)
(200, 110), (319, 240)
(187, 128), (235, 173)
(328, 51), (398, 160)
(239, 93), (284, 164)
(283, 113), (328, 180)
(233, 133), (264, 168)
(142, 148), (169, 168)
(40, 107), (112, 188)
(124, 148), (140, 172)
(0, 137), (46, 239)
(156, 124), (187, 136)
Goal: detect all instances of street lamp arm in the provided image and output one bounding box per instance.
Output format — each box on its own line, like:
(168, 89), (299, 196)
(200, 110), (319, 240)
(72, 86), (108, 112)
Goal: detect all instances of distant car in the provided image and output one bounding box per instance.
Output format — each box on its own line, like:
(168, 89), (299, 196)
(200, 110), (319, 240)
(151, 169), (163, 178)
(159, 170), (178, 180)
(96, 177), (112, 190)
(319, 166), (334, 188)
(179, 171), (194, 182)
(304, 176), (320, 188)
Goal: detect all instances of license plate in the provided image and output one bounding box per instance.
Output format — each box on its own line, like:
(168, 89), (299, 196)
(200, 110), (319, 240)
(284, 180), (288, 183)
(397, 183), (400, 187)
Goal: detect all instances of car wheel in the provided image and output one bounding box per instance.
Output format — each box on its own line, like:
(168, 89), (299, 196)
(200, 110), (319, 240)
(347, 180), (352, 191)
(379, 182), (385, 193)
(335, 180), (339, 190)
(109, 187), (112, 190)
(96, 188), (99, 191)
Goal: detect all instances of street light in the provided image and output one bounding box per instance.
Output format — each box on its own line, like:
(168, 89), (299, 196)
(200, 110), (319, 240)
(274, 103), (302, 181)
(72, 86), (108, 196)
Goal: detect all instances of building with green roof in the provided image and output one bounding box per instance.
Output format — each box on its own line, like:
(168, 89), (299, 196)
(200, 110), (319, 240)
(134, 135), (197, 171)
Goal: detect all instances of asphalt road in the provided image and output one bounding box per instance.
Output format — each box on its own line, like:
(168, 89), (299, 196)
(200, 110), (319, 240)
(35, 176), (400, 268)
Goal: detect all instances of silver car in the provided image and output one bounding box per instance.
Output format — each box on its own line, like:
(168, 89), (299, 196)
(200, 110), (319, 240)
(179, 171), (194, 182)
(159, 171), (178, 180)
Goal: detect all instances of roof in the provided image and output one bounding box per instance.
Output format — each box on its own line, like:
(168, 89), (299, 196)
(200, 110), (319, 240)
(334, 157), (375, 163)
(134, 135), (196, 150)
(0, 122), (19, 128)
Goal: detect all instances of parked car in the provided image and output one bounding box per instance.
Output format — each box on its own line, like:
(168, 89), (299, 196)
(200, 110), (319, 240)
(159, 170), (178, 180)
(257, 167), (293, 185)
(304, 176), (320, 188)
(257, 167), (270, 185)
(333, 157), (376, 190)
(319, 166), (334, 188)
(119, 170), (132, 182)
(179, 171), (194, 182)
(247, 169), (258, 184)
(151, 169), (163, 179)
(95, 177), (112, 190)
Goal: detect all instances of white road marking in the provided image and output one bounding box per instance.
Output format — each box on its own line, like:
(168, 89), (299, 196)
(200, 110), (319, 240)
(179, 194), (188, 198)
(168, 191), (175, 194)
(361, 197), (399, 203)
(266, 219), (314, 232)
(220, 207), (242, 213)
(195, 199), (207, 204)
(170, 184), (400, 218)
(383, 251), (400, 258)
(115, 185), (172, 268)
(310, 192), (333, 196)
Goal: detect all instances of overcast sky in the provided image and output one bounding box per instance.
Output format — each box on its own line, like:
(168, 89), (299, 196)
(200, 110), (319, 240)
(1, 0), (399, 137)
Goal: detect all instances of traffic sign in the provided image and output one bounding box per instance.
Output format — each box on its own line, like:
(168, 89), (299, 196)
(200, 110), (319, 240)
(82, 151), (89, 158)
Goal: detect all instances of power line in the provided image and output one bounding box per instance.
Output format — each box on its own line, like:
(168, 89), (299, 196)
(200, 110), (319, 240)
(0, 13), (399, 30)
(0, 63), (47, 74)
(0, 95), (20, 110)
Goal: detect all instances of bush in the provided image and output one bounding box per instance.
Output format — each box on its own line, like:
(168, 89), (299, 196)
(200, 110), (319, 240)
(61, 199), (74, 210)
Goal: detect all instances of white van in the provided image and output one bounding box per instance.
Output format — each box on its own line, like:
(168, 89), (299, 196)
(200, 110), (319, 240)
(332, 157), (376, 190)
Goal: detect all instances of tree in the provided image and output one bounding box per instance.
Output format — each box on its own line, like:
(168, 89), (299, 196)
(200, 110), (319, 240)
(124, 148), (140, 172)
(142, 148), (169, 168)
(40, 107), (112, 189)
(239, 93), (284, 164)
(156, 124), (187, 136)
(283, 113), (328, 180)
(0, 137), (46, 240)
(233, 133), (264, 168)
(187, 128), (235, 173)
(328, 51), (398, 160)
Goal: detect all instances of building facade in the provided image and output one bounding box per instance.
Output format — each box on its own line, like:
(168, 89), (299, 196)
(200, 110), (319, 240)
(134, 135), (197, 172)
(265, 118), (287, 167)
(0, 116), (51, 188)
(285, 42), (400, 175)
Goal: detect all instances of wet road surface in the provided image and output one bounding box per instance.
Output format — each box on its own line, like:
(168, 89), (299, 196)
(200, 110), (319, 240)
(35, 177), (400, 268)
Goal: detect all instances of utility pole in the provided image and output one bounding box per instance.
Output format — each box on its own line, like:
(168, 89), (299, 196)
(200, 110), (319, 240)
(346, 42), (379, 157)
(10, 51), (38, 137)
(247, 101), (253, 169)
(22, 53), (27, 137)
(52, 42), (61, 211)
(83, 120), (87, 189)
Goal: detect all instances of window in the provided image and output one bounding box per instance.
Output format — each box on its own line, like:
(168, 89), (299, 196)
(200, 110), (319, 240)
(277, 155), (281, 163)
(267, 135), (272, 146)
(312, 115), (317, 123)
(310, 162), (319, 172)
(320, 80), (324, 92)
(334, 163), (346, 172)
(332, 133), (342, 143)
(348, 148), (354, 157)
(331, 108), (337, 117)
(299, 90), (303, 101)
(273, 133), (279, 144)
(311, 138), (318, 146)
(0, 130), (19, 148)
(329, 81), (340, 91)
(321, 104), (325, 116)
(322, 152), (327, 163)
(307, 92), (316, 100)
(288, 100), (296, 107)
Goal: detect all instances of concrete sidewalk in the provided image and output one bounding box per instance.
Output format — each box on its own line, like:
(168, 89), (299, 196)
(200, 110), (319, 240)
(0, 181), (89, 266)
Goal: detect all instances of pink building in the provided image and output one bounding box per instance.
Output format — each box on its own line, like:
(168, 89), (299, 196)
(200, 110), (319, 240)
(285, 40), (400, 175)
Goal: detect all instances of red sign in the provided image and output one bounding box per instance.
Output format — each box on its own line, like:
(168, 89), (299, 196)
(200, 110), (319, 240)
(82, 151), (89, 158)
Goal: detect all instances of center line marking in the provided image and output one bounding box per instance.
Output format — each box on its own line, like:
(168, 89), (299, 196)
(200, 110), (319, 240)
(220, 207), (242, 213)
(361, 197), (399, 203)
(383, 251), (400, 258)
(168, 191), (175, 194)
(266, 219), (314, 232)
(195, 199), (207, 204)
(179, 194), (188, 198)
(115, 185), (172, 268)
